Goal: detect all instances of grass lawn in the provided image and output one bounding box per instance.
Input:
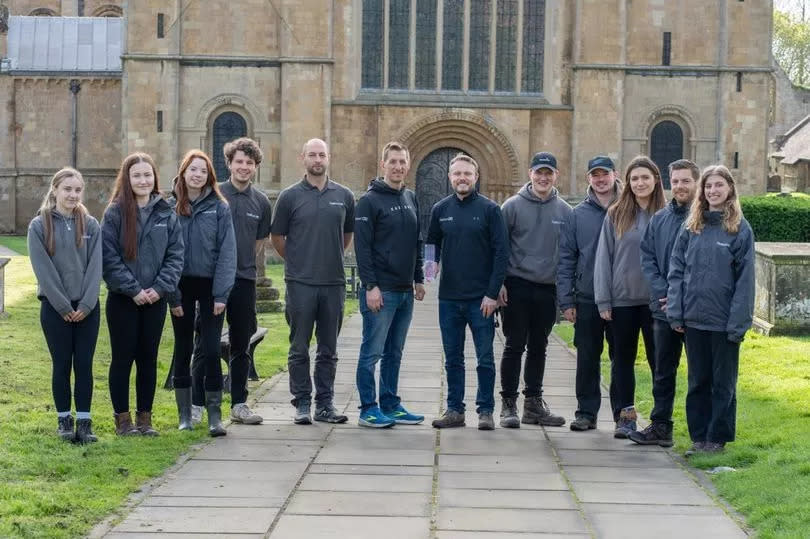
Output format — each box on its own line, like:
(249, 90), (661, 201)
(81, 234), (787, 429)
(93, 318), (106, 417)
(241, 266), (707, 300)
(554, 322), (810, 538)
(0, 255), (357, 537)
(0, 235), (28, 256)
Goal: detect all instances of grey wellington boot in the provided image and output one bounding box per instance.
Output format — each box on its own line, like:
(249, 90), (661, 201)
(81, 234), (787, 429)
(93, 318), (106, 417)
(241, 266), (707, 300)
(175, 387), (193, 431)
(205, 391), (227, 437)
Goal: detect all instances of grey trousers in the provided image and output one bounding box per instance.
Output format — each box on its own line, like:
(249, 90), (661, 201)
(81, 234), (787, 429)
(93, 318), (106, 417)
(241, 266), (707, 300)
(285, 281), (344, 407)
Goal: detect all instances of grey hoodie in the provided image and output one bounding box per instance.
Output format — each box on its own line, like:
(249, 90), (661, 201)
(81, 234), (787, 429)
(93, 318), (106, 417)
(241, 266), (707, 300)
(168, 187), (236, 306)
(502, 184), (572, 285)
(594, 208), (652, 312)
(556, 184), (621, 309)
(28, 211), (102, 316)
(101, 194), (184, 299)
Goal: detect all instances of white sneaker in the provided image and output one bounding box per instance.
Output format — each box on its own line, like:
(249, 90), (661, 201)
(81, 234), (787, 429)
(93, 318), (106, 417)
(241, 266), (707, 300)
(230, 403), (263, 424)
(191, 405), (204, 425)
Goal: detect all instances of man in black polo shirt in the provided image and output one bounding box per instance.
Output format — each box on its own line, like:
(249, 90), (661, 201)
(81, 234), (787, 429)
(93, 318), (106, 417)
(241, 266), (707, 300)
(426, 153), (509, 431)
(271, 138), (355, 425)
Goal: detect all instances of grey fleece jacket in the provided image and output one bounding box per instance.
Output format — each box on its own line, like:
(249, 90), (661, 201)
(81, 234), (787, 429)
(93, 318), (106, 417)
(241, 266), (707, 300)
(501, 184), (572, 285)
(168, 187), (236, 306)
(28, 211), (102, 316)
(101, 194), (185, 299)
(593, 208), (652, 312)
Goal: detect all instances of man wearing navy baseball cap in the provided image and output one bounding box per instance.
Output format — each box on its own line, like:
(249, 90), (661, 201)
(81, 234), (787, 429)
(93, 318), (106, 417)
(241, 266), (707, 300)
(498, 151), (573, 428)
(557, 155), (620, 431)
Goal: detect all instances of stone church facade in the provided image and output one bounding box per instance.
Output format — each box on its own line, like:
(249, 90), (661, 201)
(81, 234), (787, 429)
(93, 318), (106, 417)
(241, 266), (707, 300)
(1, 0), (775, 233)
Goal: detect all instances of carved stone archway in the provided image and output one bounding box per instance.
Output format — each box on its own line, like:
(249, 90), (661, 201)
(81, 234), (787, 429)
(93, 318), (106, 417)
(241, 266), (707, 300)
(638, 104), (697, 163)
(397, 109), (522, 203)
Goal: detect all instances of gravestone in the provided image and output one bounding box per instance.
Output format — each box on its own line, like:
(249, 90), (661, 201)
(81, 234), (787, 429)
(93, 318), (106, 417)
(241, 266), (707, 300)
(0, 257), (9, 318)
(754, 242), (810, 335)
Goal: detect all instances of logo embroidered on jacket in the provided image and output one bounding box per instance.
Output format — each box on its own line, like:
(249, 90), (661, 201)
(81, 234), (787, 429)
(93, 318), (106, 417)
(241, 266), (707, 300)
(203, 210), (217, 214)
(154, 223), (168, 228)
(356, 216), (369, 222)
(439, 217), (453, 222)
(716, 242), (730, 247)
(246, 212), (260, 219)
(551, 220), (565, 225)
(329, 201), (345, 206)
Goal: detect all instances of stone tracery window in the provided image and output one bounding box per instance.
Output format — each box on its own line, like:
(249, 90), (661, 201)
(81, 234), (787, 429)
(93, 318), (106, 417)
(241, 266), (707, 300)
(361, 0), (545, 95)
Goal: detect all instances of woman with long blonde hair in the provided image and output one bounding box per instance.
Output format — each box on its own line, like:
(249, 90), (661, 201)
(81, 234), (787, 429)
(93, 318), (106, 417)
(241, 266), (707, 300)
(667, 165), (755, 455)
(168, 149), (236, 436)
(28, 167), (102, 443)
(594, 155), (665, 439)
(102, 152), (184, 436)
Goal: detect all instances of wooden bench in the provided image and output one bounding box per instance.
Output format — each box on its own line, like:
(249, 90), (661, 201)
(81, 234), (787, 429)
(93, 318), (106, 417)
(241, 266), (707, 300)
(163, 326), (269, 391)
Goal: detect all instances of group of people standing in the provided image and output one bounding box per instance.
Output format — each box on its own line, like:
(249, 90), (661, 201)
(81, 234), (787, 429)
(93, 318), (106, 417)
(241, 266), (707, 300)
(29, 134), (755, 457)
(351, 143), (754, 458)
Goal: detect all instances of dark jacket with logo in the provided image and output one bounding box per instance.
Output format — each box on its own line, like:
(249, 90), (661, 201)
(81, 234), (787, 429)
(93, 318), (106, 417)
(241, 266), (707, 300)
(28, 211), (102, 316)
(640, 198), (689, 321)
(168, 187), (236, 306)
(354, 178), (424, 292)
(556, 184), (620, 310)
(666, 212), (755, 342)
(426, 191), (509, 301)
(101, 194), (184, 300)
(502, 184), (572, 285)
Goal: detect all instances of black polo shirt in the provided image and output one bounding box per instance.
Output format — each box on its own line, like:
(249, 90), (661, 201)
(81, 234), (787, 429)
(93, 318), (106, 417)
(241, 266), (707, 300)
(219, 180), (273, 281)
(271, 177), (355, 286)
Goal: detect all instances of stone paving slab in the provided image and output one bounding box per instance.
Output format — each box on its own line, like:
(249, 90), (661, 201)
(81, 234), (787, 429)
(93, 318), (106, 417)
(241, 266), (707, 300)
(270, 515), (431, 539)
(103, 288), (748, 538)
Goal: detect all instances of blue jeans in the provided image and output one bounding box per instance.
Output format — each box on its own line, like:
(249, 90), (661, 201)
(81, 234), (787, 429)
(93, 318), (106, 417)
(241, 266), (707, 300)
(356, 289), (414, 411)
(438, 299), (496, 414)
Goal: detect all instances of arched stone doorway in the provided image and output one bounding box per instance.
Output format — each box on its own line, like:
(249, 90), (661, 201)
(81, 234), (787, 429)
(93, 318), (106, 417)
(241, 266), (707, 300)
(650, 120), (684, 189)
(212, 111), (247, 183)
(415, 147), (481, 239)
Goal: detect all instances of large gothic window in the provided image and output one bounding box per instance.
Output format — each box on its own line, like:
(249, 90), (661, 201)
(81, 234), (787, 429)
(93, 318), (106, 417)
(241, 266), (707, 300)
(362, 0), (545, 95)
(212, 112), (247, 183)
(650, 121), (684, 189)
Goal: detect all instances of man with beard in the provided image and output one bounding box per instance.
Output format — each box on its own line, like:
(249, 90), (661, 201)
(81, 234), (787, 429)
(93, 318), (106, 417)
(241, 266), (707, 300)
(498, 152), (572, 429)
(427, 154), (509, 431)
(271, 138), (355, 425)
(353, 141), (426, 428)
(557, 156), (620, 431)
(630, 159), (699, 446)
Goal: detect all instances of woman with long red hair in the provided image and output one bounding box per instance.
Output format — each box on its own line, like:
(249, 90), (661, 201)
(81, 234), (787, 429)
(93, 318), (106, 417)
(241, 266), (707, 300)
(102, 152), (184, 436)
(168, 149), (236, 436)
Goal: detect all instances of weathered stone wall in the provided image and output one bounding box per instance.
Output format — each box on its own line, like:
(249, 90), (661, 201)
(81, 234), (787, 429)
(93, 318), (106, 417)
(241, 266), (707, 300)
(179, 0), (278, 56)
(8, 0), (61, 16)
(770, 65), (810, 140)
(529, 110), (574, 195)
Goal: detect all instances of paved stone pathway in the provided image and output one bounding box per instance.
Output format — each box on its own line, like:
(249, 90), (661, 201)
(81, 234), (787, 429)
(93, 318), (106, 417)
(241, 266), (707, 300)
(0, 245), (20, 256)
(104, 291), (748, 538)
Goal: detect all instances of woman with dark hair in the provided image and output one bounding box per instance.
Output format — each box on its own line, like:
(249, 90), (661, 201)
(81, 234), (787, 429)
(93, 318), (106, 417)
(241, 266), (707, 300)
(102, 152), (184, 436)
(28, 167), (102, 443)
(594, 155), (666, 439)
(169, 149), (236, 437)
(668, 165), (754, 455)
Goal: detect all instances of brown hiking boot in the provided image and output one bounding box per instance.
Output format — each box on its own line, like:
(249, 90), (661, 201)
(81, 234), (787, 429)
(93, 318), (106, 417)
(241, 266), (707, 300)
(522, 396), (566, 427)
(114, 412), (140, 436)
(136, 411), (159, 436)
(614, 406), (638, 439)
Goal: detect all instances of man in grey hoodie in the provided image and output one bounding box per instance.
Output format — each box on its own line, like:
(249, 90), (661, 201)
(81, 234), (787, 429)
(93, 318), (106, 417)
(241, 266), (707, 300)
(498, 152), (572, 428)
(557, 156), (619, 431)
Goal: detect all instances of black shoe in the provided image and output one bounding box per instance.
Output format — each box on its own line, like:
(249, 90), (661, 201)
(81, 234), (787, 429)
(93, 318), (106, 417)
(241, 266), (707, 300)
(314, 404), (348, 424)
(628, 422), (673, 447)
(57, 416), (75, 441)
(75, 418), (98, 444)
(684, 441), (706, 457)
(522, 396), (565, 427)
(478, 412), (495, 431)
(569, 415), (596, 431)
(499, 397), (520, 428)
(703, 441), (726, 453)
(205, 391), (227, 437)
(432, 410), (465, 429)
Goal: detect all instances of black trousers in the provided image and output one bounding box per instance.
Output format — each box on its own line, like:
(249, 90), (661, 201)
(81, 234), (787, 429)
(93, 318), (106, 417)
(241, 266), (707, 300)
(171, 277), (225, 392)
(500, 277), (557, 399)
(285, 281), (344, 407)
(41, 299), (100, 413)
(649, 318), (685, 425)
(107, 292), (167, 413)
(573, 302), (615, 421)
(610, 305), (655, 421)
(685, 327), (739, 443)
